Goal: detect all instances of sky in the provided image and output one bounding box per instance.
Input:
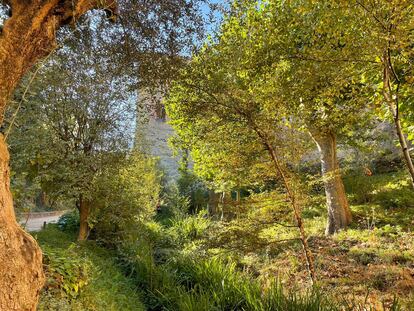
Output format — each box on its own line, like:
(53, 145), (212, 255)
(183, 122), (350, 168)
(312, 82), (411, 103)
(201, 0), (227, 36)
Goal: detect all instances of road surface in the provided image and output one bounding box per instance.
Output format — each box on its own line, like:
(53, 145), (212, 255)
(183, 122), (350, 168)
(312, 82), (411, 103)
(19, 211), (67, 232)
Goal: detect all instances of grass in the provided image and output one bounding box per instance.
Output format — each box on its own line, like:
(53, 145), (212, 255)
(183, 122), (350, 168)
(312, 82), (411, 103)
(110, 212), (339, 311)
(32, 169), (413, 310)
(121, 245), (338, 311)
(33, 225), (146, 311)
(344, 170), (414, 229)
(182, 170), (413, 309)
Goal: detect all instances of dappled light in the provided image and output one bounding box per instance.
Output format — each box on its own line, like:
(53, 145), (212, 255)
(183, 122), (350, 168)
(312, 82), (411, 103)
(0, 1), (413, 310)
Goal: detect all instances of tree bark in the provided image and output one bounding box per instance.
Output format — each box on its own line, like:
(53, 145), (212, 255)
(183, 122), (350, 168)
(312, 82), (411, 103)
(311, 129), (352, 235)
(236, 190), (241, 203)
(389, 105), (414, 188)
(0, 1), (117, 309)
(0, 135), (44, 311)
(219, 192), (225, 220)
(78, 195), (91, 241)
(207, 190), (219, 217)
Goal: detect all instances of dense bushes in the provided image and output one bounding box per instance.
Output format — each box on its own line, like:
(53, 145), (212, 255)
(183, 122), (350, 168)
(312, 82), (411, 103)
(91, 152), (162, 246)
(57, 210), (80, 233)
(45, 167), (411, 310)
(344, 171), (414, 209)
(48, 156), (413, 310)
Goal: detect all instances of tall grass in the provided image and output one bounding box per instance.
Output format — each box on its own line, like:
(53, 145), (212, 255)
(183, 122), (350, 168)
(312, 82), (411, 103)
(120, 238), (336, 311)
(117, 212), (404, 311)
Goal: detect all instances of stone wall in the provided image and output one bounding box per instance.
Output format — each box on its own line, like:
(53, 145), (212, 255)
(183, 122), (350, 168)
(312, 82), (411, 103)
(135, 89), (180, 182)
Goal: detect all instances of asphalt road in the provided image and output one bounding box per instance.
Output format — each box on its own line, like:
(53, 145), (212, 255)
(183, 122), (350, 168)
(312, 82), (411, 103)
(19, 213), (65, 232)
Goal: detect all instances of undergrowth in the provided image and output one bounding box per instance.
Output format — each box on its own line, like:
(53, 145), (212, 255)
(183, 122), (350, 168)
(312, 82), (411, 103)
(34, 225), (145, 311)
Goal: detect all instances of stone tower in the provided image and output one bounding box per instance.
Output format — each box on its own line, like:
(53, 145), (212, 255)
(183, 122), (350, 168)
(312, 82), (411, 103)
(134, 88), (180, 182)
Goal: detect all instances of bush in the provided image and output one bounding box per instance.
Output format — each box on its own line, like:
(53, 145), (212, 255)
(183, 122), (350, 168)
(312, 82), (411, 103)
(344, 171), (414, 209)
(155, 184), (191, 225)
(375, 188), (414, 209)
(91, 152), (162, 246)
(42, 244), (91, 299)
(167, 212), (210, 246)
(57, 210), (80, 233)
(344, 174), (375, 204)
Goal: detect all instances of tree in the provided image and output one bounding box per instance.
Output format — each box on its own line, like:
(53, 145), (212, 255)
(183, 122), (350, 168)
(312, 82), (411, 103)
(249, 0), (414, 231)
(8, 24), (135, 240)
(166, 38), (316, 283)
(0, 0), (206, 307)
(351, 0), (414, 188)
(0, 1), (117, 309)
(182, 1), (361, 235)
(247, 1), (371, 234)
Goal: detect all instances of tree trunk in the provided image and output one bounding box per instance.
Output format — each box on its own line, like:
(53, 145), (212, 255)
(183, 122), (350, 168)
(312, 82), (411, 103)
(78, 195), (91, 241)
(0, 2), (116, 309)
(390, 106), (414, 188)
(251, 124), (315, 284)
(0, 135), (44, 311)
(311, 129), (352, 235)
(265, 144), (316, 284)
(208, 190), (219, 217)
(236, 190), (241, 203)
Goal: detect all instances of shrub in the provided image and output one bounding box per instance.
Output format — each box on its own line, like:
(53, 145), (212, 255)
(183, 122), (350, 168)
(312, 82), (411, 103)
(160, 184), (191, 220)
(344, 174), (375, 204)
(57, 210), (80, 233)
(344, 171), (414, 209)
(167, 211), (210, 246)
(375, 188), (414, 209)
(42, 244), (91, 299)
(91, 152), (162, 246)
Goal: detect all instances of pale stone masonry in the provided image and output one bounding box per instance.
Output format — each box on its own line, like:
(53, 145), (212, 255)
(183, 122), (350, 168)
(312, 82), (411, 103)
(135, 89), (180, 182)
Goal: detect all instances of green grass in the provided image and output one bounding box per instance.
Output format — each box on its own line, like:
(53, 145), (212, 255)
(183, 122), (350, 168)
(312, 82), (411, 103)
(344, 170), (414, 229)
(33, 225), (146, 311)
(123, 245), (338, 311)
(32, 169), (412, 310)
(114, 215), (339, 311)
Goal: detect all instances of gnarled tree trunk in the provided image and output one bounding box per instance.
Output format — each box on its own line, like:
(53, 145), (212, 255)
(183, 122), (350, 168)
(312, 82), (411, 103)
(0, 1), (117, 309)
(311, 129), (352, 235)
(0, 135), (44, 311)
